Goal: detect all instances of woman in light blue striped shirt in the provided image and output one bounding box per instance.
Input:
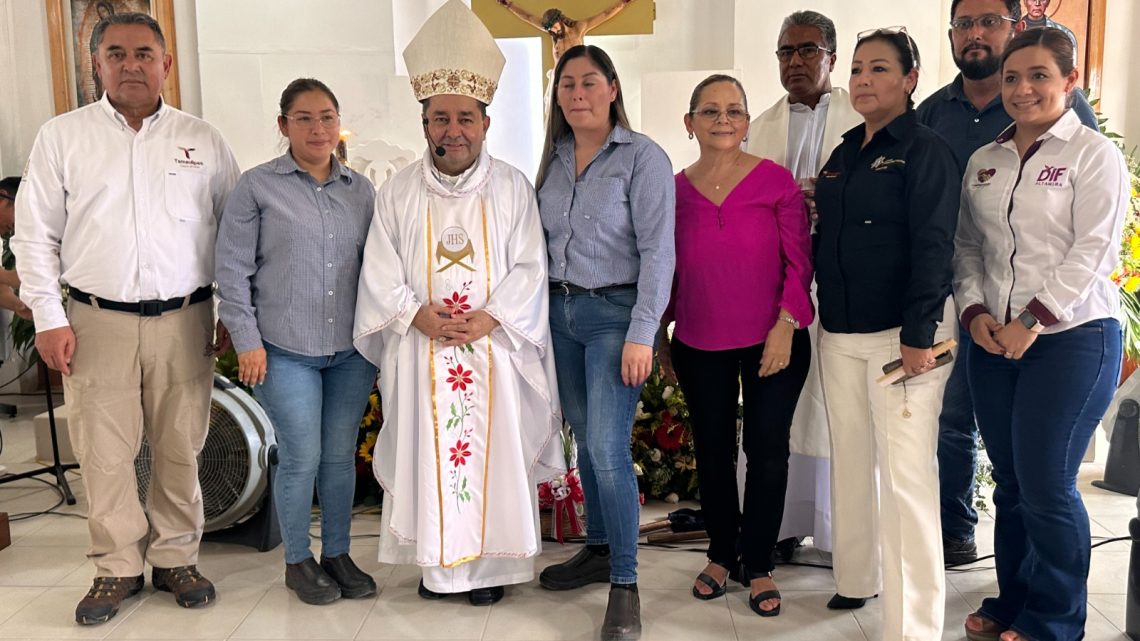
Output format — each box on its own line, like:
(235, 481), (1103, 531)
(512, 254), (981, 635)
(534, 45), (675, 641)
(214, 79), (378, 607)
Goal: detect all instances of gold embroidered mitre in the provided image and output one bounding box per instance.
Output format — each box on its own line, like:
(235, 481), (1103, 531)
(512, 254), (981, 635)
(403, 0), (506, 105)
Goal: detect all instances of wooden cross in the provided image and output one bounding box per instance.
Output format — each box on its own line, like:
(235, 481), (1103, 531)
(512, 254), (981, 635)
(473, 0), (656, 77)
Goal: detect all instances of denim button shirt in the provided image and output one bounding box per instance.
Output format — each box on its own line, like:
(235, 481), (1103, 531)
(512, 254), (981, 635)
(215, 153), (375, 356)
(538, 125), (676, 345)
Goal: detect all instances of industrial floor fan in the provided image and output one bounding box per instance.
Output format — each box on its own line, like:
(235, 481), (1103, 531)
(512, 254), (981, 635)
(134, 374), (279, 551)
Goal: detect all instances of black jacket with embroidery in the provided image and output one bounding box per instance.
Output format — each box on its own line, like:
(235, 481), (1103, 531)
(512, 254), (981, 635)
(812, 110), (960, 348)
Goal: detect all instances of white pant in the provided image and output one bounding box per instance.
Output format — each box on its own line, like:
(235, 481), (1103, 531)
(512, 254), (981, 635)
(819, 307), (953, 641)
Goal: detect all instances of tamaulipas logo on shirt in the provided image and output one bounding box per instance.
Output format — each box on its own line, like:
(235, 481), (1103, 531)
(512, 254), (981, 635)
(1036, 165), (1068, 188)
(175, 146), (205, 169)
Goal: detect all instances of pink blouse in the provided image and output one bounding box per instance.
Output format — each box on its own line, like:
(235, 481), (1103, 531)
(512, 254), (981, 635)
(670, 160), (814, 351)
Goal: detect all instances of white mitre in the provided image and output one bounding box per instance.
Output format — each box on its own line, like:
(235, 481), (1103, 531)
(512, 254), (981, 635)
(403, 0), (507, 105)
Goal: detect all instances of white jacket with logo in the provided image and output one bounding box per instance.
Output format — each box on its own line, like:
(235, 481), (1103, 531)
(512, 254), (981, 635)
(954, 109), (1129, 334)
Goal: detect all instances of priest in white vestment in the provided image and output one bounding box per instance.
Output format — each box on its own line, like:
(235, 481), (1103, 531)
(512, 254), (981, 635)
(740, 10), (861, 555)
(353, 0), (564, 605)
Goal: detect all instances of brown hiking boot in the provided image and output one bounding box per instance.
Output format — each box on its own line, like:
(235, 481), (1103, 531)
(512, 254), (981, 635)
(152, 565), (216, 608)
(75, 575), (144, 625)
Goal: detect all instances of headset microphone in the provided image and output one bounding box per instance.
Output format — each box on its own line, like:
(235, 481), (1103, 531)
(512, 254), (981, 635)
(423, 119), (447, 157)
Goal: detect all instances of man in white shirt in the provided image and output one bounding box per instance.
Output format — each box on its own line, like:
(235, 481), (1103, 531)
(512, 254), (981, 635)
(353, 0), (563, 610)
(13, 12), (239, 626)
(743, 10), (863, 607)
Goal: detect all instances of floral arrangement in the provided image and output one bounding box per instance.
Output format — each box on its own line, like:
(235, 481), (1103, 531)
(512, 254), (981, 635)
(354, 386), (384, 506)
(631, 367), (699, 503)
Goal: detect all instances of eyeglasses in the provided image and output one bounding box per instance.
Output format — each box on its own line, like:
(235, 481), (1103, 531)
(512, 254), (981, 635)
(856, 25), (917, 63)
(283, 113), (340, 130)
(775, 44), (832, 62)
(691, 108), (750, 122)
(950, 14), (1016, 32)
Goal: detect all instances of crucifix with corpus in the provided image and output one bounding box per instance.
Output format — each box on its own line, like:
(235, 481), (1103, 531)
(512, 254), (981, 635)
(473, 0), (656, 83)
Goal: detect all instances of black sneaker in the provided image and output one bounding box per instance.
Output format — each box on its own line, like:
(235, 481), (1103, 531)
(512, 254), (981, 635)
(944, 540), (979, 566)
(320, 554), (377, 599)
(539, 547), (611, 591)
(285, 558), (341, 605)
(75, 575), (144, 625)
(152, 565), (215, 608)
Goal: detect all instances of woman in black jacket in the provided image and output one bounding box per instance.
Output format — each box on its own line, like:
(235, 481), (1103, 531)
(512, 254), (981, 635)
(812, 27), (959, 641)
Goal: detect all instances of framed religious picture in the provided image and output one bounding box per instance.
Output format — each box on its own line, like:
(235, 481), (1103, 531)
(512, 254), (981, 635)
(1016, 0), (1106, 99)
(45, 0), (180, 114)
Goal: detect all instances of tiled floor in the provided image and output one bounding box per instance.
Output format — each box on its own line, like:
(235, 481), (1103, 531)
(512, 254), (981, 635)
(0, 393), (1135, 641)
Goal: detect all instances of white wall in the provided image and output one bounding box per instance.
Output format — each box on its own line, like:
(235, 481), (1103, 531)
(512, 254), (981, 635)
(2, 0), (1139, 176)
(1, 0), (55, 177)
(1100, 0), (1140, 139)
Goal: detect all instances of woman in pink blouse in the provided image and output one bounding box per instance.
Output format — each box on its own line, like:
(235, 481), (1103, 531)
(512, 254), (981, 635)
(658, 74), (813, 617)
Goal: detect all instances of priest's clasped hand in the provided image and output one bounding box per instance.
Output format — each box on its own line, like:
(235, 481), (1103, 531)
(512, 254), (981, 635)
(412, 303), (499, 347)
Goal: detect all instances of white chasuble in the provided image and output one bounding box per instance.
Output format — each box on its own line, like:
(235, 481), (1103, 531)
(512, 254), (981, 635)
(354, 149), (565, 587)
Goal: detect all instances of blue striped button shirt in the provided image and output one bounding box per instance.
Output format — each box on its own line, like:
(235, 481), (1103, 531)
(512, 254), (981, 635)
(538, 126), (676, 345)
(215, 153), (375, 356)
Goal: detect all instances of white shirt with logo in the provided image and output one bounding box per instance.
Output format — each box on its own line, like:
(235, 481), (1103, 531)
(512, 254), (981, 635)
(954, 109), (1129, 334)
(13, 94), (240, 331)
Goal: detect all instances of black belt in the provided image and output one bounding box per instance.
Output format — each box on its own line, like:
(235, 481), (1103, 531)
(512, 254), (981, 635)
(549, 282), (636, 296)
(70, 285), (213, 316)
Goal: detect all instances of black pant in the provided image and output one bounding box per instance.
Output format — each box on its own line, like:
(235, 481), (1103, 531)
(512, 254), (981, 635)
(671, 330), (810, 573)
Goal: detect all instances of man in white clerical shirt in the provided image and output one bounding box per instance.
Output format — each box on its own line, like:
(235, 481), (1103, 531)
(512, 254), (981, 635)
(353, 0), (565, 607)
(743, 9), (862, 602)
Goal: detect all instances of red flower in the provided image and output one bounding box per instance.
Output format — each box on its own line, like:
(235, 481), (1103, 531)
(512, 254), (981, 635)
(537, 482), (555, 509)
(449, 440), (471, 467)
(443, 291), (471, 314)
(654, 411), (686, 451)
(447, 364), (473, 391)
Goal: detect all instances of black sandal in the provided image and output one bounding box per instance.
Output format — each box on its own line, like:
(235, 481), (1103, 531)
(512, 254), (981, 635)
(744, 569), (781, 617)
(691, 562), (736, 600)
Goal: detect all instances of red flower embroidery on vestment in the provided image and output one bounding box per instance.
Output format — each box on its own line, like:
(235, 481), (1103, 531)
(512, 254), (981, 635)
(449, 440), (471, 467)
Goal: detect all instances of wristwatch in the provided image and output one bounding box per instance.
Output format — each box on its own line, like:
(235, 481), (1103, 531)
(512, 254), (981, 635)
(1016, 309), (1043, 333)
(778, 313), (800, 329)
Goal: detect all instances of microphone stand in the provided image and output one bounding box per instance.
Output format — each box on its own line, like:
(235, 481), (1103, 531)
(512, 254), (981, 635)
(0, 361), (78, 504)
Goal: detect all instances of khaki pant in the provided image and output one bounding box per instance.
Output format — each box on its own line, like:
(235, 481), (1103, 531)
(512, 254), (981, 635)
(64, 298), (215, 577)
(819, 301), (956, 641)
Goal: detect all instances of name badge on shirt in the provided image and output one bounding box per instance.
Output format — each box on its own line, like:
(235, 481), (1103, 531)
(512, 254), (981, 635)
(820, 170), (842, 179)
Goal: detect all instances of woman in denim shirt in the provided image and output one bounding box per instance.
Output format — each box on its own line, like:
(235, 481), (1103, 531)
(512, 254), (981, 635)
(215, 79), (378, 606)
(534, 45), (675, 641)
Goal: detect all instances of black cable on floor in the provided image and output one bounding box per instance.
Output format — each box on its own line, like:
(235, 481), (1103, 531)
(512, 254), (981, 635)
(4, 473), (88, 521)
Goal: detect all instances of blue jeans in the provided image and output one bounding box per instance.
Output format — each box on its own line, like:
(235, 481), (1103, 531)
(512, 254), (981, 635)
(255, 343), (377, 564)
(970, 319), (1121, 641)
(549, 288), (644, 585)
(938, 325), (979, 544)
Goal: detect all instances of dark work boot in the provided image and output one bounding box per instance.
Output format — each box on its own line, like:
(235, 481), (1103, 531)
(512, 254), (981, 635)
(152, 565), (215, 608)
(285, 558), (341, 605)
(320, 554), (377, 599)
(944, 540), (979, 566)
(601, 585), (641, 641)
(75, 575), (144, 625)
(539, 546), (611, 590)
